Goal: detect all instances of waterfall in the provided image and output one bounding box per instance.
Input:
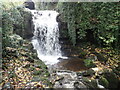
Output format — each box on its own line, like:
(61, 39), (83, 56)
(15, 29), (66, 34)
(31, 10), (62, 65)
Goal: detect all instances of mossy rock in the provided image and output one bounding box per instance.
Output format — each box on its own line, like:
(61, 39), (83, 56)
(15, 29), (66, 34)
(34, 60), (48, 69)
(78, 51), (87, 58)
(99, 76), (109, 88)
(83, 78), (98, 88)
(33, 70), (42, 75)
(112, 66), (120, 76)
(90, 80), (98, 88)
(82, 77), (90, 83)
(9, 34), (23, 48)
(82, 69), (95, 77)
(103, 71), (119, 89)
(84, 59), (96, 68)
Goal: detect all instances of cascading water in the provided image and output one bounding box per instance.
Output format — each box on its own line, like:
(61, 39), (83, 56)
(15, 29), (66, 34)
(31, 10), (64, 65)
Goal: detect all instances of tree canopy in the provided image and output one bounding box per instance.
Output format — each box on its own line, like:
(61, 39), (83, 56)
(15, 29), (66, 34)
(57, 2), (119, 48)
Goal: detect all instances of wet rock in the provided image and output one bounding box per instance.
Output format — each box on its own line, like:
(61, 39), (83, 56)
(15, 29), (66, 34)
(74, 81), (87, 89)
(82, 69), (95, 77)
(62, 81), (75, 88)
(57, 58), (88, 72)
(82, 77), (91, 84)
(91, 67), (99, 72)
(90, 80), (98, 88)
(51, 70), (88, 89)
(54, 81), (63, 88)
(98, 71), (103, 75)
(103, 71), (119, 89)
(99, 76), (109, 88)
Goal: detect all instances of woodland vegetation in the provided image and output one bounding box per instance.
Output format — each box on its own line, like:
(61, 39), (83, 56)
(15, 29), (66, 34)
(1, 1), (120, 89)
(57, 2), (120, 47)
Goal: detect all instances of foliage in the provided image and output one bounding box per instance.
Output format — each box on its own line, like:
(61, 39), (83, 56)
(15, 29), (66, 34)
(58, 2), (119, 48)
(84, 59), (96, 68)
(2, 40), (52, 88)
(1, 2), (25, 52)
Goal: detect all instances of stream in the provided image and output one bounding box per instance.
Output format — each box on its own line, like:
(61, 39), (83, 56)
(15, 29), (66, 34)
(30, 10), (100, 88)
(30, 10), (88, 71)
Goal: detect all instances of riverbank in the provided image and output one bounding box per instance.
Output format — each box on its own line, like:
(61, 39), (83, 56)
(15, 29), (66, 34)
(49, 42), (120, 89)
(1, 34), (120, 89)
(1, 35), (52, 89)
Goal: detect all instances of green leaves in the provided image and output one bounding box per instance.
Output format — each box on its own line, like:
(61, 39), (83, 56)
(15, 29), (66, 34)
(2, 2), (25, 56)
(84, 59), (96, 68)
(58, 2), (119, 48)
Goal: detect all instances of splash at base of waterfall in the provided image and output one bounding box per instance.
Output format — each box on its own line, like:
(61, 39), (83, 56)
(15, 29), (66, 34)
(37, 55), (61, 65)
(32, 38), (67, 65)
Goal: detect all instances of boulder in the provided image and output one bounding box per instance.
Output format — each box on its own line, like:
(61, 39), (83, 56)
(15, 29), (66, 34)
(82, 69), (95, 77)
(103, 71), (119, 89)
(14, 8), (34, 39)
(24, 0), (35, 10)
(8, 34), (23, 48)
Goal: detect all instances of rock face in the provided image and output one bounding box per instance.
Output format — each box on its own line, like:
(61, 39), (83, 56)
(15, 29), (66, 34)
(24, 0), (35, 10)
(14, 8), (34, 39)
(23, 9), (34, 39)
(56, 13), (68, 39)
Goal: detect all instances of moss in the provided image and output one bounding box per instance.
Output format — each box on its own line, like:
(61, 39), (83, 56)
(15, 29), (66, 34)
(79, 51), (87, 58)
(33, 70), (42, 75)
(84, 59), (96, 68)
(103, 71), (119, 89)
(99, 76), (109, 88)
(82, 77), (90, 83)
(34, 60), (48, 69)
(90, 79), (98, 88)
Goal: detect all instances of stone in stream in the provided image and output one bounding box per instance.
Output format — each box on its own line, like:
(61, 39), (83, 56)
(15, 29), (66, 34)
(82, 69), (95, 77)
(74, 81), (87, 89)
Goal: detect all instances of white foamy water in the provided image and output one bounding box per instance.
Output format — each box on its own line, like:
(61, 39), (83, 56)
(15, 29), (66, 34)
(31, 10), (66, 65)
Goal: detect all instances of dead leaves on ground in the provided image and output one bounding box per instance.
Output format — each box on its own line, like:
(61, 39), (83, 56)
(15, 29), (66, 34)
(2, 44), (51, 89)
